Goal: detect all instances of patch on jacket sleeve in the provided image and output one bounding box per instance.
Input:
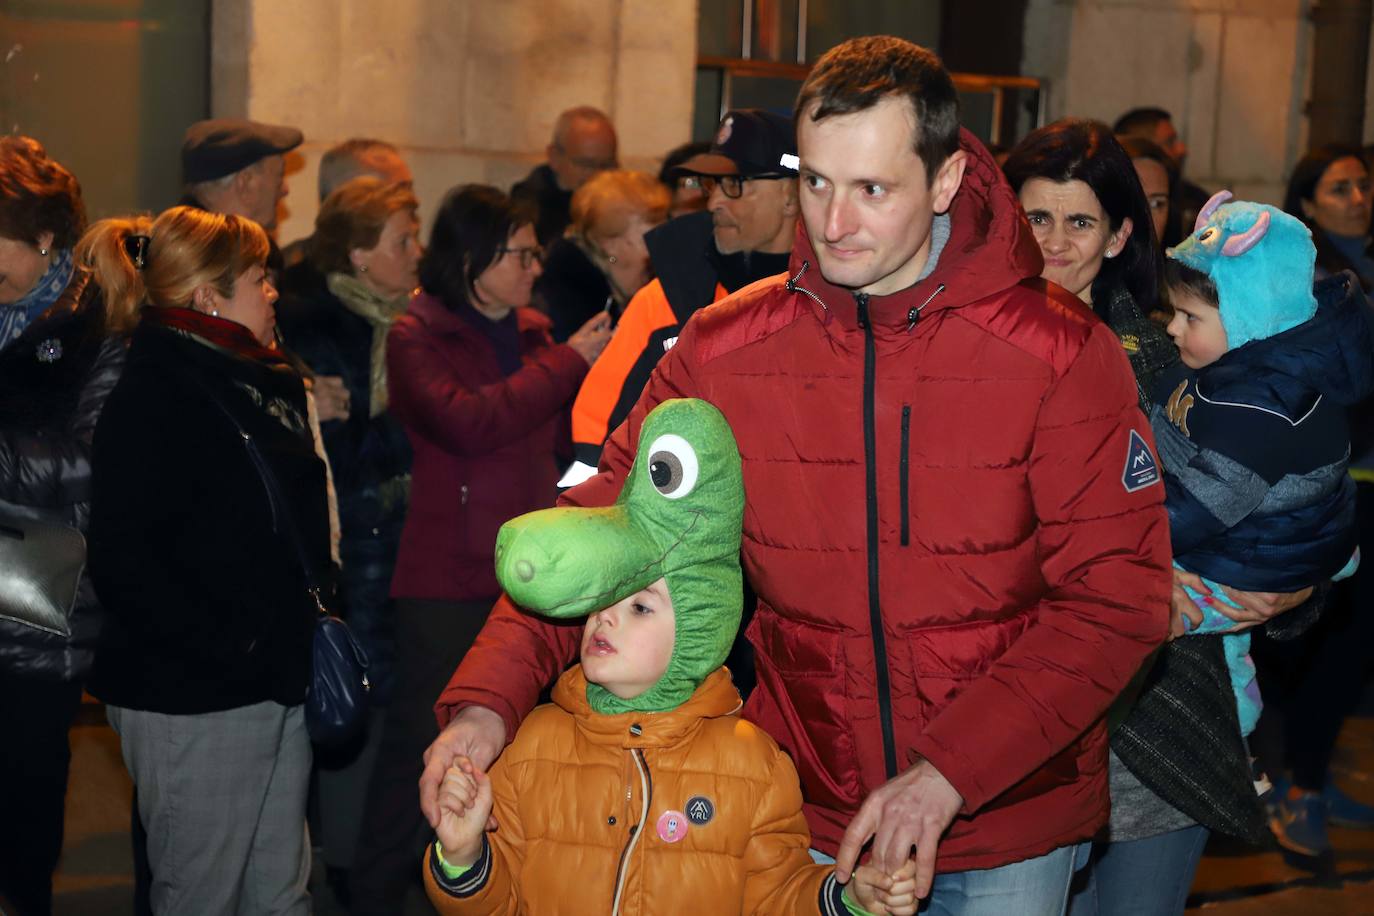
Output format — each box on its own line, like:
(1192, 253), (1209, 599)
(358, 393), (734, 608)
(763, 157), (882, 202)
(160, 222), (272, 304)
(1123, 428), (1161, 493)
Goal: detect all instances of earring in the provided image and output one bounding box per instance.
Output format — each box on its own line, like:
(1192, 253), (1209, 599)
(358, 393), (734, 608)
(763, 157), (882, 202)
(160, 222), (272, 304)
(39, 248), (48, 256)
(1105, 249), (1117, 259)
(211, 309), (219, 317)
(607, 254), (617, 264)
(359, 265), (369, 273)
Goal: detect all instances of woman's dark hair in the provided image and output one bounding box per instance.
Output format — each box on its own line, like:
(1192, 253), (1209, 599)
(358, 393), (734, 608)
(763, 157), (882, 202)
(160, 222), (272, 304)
(419, 184), (532, 309)
(1003, 118), (1161, 313)
(0, 136), (86, 249)
(1163, 258), (1218, 308)
(1117, 134), (1181, 242)
(1283, 144), (1370, 281)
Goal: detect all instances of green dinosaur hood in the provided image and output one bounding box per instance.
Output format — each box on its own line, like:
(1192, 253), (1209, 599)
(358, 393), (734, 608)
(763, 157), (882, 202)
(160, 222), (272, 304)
(494, 398), (745, 714)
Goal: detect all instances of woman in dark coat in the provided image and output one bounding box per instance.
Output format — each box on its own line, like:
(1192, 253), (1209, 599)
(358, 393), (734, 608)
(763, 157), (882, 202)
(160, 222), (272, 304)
(0, 136), (126, 916)
(349, 184), (610, 914)
(87, 206), (328, 915)
(275, 176), (420, 895)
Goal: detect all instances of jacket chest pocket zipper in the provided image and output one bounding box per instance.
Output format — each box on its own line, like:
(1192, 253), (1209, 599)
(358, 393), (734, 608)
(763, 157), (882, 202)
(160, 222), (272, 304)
(460, 484), (469, 506)
(900, 405), (911, 547)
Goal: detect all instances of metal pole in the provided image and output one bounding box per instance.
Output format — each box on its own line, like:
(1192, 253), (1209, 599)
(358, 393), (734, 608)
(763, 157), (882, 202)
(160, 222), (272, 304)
(797, 0), (808, 64)
(742, 0), (754, 60)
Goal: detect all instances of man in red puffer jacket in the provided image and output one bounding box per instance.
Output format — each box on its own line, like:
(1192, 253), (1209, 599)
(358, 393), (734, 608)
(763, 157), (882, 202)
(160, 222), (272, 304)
(420, 37), (1171, 913)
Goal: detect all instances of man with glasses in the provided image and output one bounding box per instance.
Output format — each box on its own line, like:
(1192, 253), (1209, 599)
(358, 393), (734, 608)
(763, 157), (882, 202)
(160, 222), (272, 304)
(563, 109), (800, 484)
(512, 106), (619, 246)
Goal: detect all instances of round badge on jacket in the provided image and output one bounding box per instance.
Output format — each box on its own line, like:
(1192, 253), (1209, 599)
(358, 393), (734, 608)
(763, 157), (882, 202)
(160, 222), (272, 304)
(656, 810), (689, 843)
(685, 795), (714, 826)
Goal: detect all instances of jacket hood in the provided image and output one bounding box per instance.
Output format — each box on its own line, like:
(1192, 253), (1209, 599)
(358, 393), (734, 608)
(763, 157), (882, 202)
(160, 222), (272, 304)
(785, 127), (1044, 330)
(1200, 271), (1374, 410)
(494, 398), (745, 715)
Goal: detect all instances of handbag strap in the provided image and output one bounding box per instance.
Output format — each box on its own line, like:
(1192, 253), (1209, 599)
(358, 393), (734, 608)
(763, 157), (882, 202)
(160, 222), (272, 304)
(182, 369), (329, 616)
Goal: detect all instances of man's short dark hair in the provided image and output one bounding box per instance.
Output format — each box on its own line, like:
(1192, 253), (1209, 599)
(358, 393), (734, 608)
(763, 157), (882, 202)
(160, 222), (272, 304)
(1113, 107), (1173, 136)
(794, 36), (960, 186)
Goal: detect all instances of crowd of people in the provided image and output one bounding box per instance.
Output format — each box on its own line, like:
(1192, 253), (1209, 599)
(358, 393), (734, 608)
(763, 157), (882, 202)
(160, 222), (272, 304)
(2, 31), (1373, 916)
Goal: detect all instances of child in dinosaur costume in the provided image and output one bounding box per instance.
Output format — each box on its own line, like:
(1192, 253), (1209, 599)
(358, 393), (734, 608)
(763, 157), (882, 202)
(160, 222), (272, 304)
(1152, 191), (1373, 736)
(423, 398), (916, 915)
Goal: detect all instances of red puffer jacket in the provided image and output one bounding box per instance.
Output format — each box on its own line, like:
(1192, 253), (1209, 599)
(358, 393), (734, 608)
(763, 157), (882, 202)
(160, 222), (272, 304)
(436, 133), (1172, 871)
(386, 291), (588, 601)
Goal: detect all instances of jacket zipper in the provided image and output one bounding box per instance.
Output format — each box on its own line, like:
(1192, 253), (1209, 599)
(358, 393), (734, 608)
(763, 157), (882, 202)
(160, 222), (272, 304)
(856, 293), (899, 780)
(611, 748), (652, 916)
(900, 405), (911, 547)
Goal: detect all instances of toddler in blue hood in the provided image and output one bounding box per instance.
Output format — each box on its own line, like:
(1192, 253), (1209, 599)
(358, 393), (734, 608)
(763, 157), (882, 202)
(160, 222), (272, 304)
(1152, 191), (1374, 735)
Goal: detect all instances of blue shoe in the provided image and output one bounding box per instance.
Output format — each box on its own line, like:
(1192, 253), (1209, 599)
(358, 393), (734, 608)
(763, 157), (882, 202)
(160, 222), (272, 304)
(1325, 781), (1374, 829)
(1269, 789), (1331, 858)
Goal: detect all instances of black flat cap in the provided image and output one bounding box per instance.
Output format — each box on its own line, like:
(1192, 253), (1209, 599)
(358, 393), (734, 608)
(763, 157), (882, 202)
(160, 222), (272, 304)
(182, 118), (303, 184)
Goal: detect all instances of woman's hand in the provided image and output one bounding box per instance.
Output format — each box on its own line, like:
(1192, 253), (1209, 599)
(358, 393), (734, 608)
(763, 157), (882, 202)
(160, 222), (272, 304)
(567, 312), (613, 366)
(1212, 584), (1313, 631)
(1169, 568), (1207, 640)
(313, 375), (352, 422)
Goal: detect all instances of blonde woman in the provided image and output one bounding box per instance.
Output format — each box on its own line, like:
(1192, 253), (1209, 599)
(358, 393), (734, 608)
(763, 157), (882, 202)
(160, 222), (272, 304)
(86, 206), (328, 915)
(533, 169), (669, 341)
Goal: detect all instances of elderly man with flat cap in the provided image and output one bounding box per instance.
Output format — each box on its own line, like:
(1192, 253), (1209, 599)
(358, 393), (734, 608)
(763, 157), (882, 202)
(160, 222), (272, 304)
(181, 117), (302, 249)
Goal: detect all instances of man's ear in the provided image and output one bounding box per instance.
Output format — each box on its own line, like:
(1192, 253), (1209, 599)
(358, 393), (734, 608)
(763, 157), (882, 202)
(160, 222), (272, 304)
(932, 150), (968, 216)
(36, 230), (54, 253)
(780, 177), (800, 216)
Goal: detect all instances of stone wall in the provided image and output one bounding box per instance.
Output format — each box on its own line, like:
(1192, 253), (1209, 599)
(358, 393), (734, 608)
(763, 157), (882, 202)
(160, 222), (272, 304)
(212, 0), (698, 245)
(1023, 0), (1314, 206)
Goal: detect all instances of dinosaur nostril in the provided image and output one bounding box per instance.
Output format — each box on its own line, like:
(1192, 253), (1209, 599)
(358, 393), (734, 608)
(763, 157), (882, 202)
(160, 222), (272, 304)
(515, 559), (535, 582)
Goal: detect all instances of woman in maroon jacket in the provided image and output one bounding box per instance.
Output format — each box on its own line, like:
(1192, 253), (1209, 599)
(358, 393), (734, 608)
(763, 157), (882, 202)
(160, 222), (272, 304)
(349, 184), (609, 913)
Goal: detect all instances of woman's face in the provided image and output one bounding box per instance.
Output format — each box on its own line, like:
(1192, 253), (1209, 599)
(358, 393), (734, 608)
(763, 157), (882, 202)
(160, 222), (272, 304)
(1133, 157), (1171, 243)
(597, 212), (661, 293)
(209, 263), (279, 345)
(472, 223), (542, 320)
(1302, 156), (1373, 238)
(0, 231), (54, 305)
(1019, 177), (1131, 304)
(354, 208), (421, 299)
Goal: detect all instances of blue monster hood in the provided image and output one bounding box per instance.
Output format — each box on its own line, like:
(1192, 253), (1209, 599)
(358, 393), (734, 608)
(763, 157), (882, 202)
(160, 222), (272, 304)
(1168, 191), (1317, 351)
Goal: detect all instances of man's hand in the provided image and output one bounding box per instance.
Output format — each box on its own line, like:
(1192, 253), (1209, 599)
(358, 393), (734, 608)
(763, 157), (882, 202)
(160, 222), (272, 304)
(420, 705), (507, 829)
(835, 757), (963, 900)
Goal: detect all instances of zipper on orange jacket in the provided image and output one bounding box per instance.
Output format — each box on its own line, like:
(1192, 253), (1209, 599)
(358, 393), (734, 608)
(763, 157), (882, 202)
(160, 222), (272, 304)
(612, 748), (652, 915)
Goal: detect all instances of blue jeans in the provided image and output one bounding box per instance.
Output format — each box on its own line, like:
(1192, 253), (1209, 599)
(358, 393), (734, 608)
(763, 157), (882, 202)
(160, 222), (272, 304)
(1066, 825), (1209, 916)
(810, 843), (1082, 915)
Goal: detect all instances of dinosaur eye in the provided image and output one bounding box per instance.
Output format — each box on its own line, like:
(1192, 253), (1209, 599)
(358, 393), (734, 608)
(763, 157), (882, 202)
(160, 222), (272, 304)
(1198, 227), (1219, 244)
(645, 434), (699, 500)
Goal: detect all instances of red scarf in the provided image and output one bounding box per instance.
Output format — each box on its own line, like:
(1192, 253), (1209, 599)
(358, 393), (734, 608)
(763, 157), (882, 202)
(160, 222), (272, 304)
(144, 306), (293, 371)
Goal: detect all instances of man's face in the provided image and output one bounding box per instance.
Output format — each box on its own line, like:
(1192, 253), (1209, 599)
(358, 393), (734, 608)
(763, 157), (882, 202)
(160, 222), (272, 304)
(1151, 119), (1188, 168)
(242, 154), (287, 230)
(797, 96), (965, 296)
(709, 175), (796, 255)
(549, 119), (618, 191)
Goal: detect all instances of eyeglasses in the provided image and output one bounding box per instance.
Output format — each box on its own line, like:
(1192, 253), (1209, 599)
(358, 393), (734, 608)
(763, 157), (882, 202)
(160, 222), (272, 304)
(683, 173), (788, 200)
(498, 245), (543, 269)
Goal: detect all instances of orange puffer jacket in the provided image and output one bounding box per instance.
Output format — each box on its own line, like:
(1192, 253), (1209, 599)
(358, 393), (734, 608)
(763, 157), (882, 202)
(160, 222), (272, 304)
(424, 666), (842, 915)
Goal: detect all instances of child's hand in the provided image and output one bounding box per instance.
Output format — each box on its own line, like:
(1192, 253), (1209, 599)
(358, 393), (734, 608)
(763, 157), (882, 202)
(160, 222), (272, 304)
(434, 755), (493, 868)
(849, 858), (918, 915)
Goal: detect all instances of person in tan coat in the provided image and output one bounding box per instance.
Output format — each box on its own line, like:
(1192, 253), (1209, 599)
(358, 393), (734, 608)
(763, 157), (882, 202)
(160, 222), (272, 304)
(424, 399), (915, 915)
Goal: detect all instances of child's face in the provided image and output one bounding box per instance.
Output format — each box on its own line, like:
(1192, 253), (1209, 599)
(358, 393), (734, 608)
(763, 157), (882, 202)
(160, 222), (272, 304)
(1166, 289), (1229, 369)
(580, 577), (676, 700)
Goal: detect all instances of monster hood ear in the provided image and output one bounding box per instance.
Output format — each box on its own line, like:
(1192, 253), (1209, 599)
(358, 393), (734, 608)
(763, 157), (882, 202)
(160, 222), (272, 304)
(1168, 194), (1316, 351)
(494, 398), (745, 714)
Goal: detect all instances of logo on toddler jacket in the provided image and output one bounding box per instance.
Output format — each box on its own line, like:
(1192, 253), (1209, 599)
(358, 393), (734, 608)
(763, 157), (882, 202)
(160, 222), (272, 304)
(685, 796), (715, 826)
(1122, 429), (1160, 493)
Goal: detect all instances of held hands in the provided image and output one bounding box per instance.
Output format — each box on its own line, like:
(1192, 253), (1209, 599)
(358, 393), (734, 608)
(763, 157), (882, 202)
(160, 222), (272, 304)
(435, 756), (494, 869)
(420, 705), (507, 828)
(567, 312), (613, 366)
(835, 757), (963, 902)
(849, 858), (919, 915)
